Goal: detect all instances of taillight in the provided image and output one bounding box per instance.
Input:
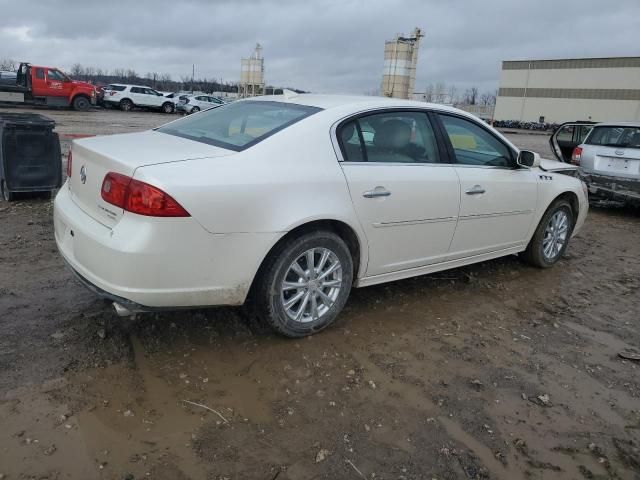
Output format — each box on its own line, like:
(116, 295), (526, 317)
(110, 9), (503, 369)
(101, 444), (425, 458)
(109, 91), (117, 96)
(101, 172), (190, 217)
(66, 150), (72, 178)
(571, 146), (582, 165)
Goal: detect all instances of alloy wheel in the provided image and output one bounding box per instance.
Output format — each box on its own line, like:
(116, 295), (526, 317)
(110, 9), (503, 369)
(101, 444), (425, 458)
(280, 248), (343, 323)
(542, 210), (569, 260)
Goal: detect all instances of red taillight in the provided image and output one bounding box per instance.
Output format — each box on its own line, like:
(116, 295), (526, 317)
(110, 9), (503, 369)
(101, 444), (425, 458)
(66, 150), (72, 178)
(109, 91), (117, 96)
(571, 146), (582, 165)
(101, 172), (190, 217)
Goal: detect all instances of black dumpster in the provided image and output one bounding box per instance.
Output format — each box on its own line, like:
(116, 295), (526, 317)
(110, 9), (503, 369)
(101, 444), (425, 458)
(0, 113), (62, 201)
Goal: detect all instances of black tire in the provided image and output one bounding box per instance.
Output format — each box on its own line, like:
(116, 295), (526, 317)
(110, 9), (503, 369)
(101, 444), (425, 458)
(521, 199), (575, 268)
(162, 102), (174, 114)
(72, 95), (91, 111)
(120, 99), (133, 112)
(190, 106), (200, 114)
(1, 179), (15, 202)
(252, 231), (353, 338)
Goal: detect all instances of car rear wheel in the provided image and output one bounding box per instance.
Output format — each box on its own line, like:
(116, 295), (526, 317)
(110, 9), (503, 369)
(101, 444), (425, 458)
(120, 99), (133, 112)
(521, 199), (574, 268)
(162, 102), (174, 114)
(253, 231), (353, 337)
(190, 106), (200, 114)
(1, 180), (15, 202)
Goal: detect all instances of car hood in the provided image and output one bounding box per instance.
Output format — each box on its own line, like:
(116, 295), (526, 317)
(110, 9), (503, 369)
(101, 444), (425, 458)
(539, 157), (577, 172)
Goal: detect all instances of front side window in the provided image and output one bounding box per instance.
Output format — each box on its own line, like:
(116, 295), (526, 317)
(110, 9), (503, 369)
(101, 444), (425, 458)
(586, 126), (640, 149)
(47, 69), (67, 81)
(338, 111), (440, 163)
(157, 100), (321, 151)
(439, 114), (513, 167)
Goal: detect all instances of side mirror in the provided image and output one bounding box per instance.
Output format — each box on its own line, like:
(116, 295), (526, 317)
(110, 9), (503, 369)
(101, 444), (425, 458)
(517, 150), (541, 168)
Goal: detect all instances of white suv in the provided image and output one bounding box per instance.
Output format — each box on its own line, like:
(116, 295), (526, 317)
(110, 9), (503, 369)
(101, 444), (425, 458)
(103, 84), (175, 113)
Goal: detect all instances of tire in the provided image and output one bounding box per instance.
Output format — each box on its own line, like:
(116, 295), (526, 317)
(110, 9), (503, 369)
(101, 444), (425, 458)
(72, 96), (91, 111)
(162, 102), (174, 114)
(190, 106), (200, 114)
(1, 179), (15, 202)
(252, 231), (353, 337)
(120, 99), (133, 112)
(521, 199), (575, 268)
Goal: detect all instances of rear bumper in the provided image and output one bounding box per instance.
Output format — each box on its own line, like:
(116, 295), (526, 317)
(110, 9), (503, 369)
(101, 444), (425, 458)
(53, 184), (282, 309)
(581, 172), (640, 201)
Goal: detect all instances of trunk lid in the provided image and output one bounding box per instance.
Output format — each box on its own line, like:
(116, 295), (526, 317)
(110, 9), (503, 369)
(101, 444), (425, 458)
(68, 130), (234, 227)
(587, 146), (640, 180)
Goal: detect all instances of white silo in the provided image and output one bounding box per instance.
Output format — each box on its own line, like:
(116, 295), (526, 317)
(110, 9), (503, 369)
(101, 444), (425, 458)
(381, 28), (424, 99)
(239, 43), (265, 98)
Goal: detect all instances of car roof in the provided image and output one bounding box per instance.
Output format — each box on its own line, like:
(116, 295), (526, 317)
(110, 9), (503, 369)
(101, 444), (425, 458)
(109, 83), (155, 89)
(592, 121), (640, 128)
(244, 93), (462, 115)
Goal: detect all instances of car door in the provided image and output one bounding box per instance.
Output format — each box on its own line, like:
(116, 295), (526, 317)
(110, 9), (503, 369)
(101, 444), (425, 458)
(550, 122), (595, 162)
(44, 68), (73, 99)
(146, 88), (164, 107)
(436, 113), (538, 258)
(338, 110), (461, 276)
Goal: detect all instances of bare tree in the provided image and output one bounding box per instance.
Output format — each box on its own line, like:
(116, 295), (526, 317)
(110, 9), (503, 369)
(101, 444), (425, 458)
(70, 63), (84, 78)
(479, 91), (496, 106)
(464, 87), (479, 105)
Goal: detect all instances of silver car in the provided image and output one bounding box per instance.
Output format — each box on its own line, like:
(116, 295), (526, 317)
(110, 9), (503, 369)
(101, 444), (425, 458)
(551, 122), (640, 205)
(177, 95), (225, 114)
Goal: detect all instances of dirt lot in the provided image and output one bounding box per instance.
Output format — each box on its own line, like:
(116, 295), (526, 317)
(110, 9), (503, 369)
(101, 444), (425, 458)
(1, 107), (639, 480)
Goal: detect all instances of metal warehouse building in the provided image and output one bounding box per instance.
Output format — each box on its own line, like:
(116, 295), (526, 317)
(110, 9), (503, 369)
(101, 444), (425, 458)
(494, 57), (640, 123)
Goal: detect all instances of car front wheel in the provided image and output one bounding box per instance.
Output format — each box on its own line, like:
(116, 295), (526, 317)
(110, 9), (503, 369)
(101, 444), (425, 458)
(253, 231), (353, 337)
(521, 199), (575, 268)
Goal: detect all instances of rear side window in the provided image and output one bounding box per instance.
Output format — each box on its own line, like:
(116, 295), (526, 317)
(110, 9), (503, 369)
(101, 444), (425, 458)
(157, 100), (321, 151)
(130, 87), (145, 94)
(586, 126), (640, 149)
(35, 68), (44, 79)
(338, 111), (440, 163)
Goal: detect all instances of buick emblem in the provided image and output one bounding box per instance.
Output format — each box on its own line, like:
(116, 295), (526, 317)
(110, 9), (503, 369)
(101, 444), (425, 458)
(80, 165), (87, 184)
(615, 149), (625, 156)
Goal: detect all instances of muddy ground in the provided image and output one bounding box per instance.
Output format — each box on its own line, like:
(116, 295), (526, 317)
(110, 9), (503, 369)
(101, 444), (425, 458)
(0, 107), (639, 480)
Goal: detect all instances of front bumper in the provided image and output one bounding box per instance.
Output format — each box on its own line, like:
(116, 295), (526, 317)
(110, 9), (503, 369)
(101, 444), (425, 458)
(53, 184), (281, 309)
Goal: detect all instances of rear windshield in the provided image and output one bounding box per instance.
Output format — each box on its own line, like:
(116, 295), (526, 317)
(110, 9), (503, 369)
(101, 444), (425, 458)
(156, 100), (322, 151)
(107, 84), (126, 91)
(586, 126), (640, 149)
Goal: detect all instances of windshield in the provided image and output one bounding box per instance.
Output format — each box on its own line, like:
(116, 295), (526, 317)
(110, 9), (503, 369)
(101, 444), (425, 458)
(586, 126), (640, 149)
(156, 100), (321, 151)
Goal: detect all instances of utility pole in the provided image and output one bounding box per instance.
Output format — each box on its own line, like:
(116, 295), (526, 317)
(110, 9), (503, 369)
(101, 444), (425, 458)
(191, 64), (195, 94)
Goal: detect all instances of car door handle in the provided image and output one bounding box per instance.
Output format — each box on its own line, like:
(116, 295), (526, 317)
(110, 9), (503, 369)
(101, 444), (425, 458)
(363, 188), (391, 198)
(465, 185), (486, 195)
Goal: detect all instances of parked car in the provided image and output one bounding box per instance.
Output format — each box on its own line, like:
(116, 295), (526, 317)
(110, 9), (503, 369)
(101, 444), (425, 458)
(559, 122), (640, 206)
(549, 121), (595, 163)
(102, 84), (175, 113)
(176, 94), (225, 114)
(54, 94), (588, 337)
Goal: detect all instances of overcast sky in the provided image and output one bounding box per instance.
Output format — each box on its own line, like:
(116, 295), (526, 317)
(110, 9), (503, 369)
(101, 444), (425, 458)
(1, 0), (638, 95)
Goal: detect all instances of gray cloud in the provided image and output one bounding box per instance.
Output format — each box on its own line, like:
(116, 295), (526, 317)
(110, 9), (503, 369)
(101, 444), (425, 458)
(1, 0), (638, 94)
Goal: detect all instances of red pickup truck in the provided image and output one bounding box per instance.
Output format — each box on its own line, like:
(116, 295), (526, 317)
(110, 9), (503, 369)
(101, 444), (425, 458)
(0, 62), (96, 111)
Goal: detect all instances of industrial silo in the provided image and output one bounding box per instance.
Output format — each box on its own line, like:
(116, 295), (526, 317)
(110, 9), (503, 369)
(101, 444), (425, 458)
(381, 28), (424, 99)
(239, 44), (265, 98)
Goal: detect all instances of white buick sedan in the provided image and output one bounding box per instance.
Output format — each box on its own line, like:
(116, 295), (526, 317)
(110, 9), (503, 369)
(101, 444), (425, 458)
(54, 94), (588, 337)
